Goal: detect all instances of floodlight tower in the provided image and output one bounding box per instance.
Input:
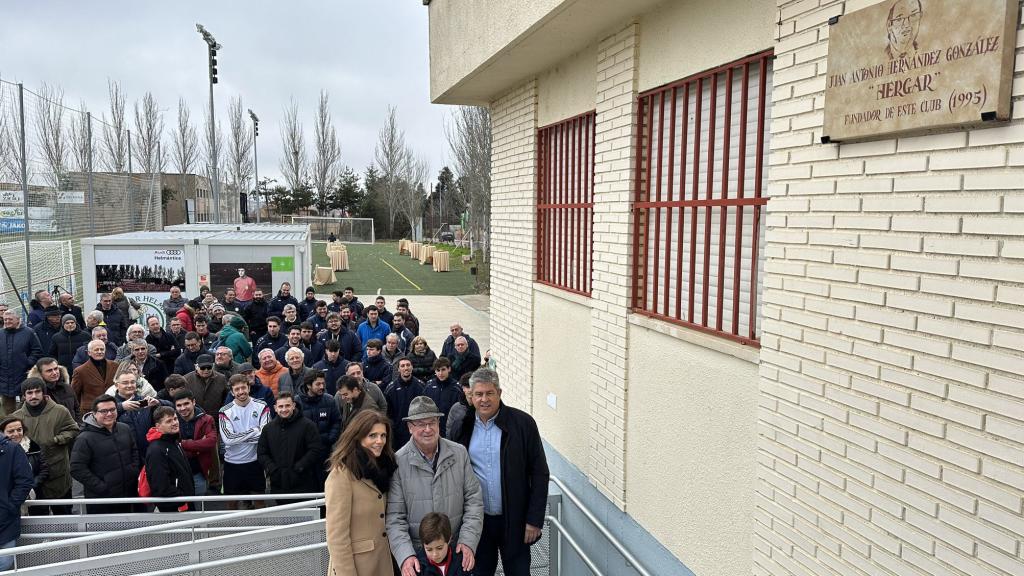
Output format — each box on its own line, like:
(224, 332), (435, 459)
(196, 23), (222, 223)
(248, 109), (260, 223)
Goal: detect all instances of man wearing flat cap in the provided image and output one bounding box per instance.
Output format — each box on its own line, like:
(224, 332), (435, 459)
(387, 396), (483, 576)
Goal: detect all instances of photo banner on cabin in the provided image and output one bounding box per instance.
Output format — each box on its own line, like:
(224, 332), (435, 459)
(95, 248), (187, 325)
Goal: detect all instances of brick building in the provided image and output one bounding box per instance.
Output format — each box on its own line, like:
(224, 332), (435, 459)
(428, 1), (1023, 575)
(161, 173), (241, 226)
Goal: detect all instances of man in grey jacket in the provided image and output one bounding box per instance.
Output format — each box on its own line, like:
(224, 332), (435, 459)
(386, 396), (483, 576)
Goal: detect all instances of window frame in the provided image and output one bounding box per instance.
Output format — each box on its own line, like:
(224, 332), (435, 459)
(630, 50), (773, 347)
(536, 110), (596, 297)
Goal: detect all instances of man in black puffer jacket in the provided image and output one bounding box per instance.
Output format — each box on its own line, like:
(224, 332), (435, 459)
(0, 310), (42, 416)
(296, 371), (341, 485)
(70, 394), (140, 514)
(383, 358), (425, 450)
(33, 308), (63, 361)
(48, 315), (90, 373)
(257, 392), (322, 497)
(361, 339), (393, 387)
(95, 293), (128, 346)
(144, 406), (196, 512)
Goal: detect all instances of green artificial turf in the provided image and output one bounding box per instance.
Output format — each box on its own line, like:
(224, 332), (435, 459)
(311, 241), (479, 296)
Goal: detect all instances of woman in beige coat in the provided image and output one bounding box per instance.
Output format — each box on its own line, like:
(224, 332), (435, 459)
(325, 410), (398, 576)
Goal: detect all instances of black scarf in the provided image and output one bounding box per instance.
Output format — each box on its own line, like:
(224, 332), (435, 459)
(26, 397), (47, 416)
(89, 357), (107, 379)
(356, 448), (397, 494)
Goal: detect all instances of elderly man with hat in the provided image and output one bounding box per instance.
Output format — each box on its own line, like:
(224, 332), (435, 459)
(386, 396), (483, 576)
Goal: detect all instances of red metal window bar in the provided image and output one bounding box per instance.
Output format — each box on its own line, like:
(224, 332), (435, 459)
(537, 111), (596, 296)
(631, 51), (773, 346)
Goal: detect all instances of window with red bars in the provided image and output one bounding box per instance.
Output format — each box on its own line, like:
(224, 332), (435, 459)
(631, 51), (772, 346)
(536, 111), (595, 296)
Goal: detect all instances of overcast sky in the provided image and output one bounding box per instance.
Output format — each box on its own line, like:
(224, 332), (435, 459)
(0, 0), (451, 188)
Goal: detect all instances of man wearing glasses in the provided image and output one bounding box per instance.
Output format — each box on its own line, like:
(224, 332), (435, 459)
(387, 396), (483, 576)
(885, 0), (922, 60)
(70, 394), (140, 514)
(128, 338), (168, 392)
(184, 354), (229, 422)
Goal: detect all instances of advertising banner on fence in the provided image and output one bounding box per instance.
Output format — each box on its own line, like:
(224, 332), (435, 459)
(95, 248), (186, 325)
(0, 190), (23, 204)
(56, 190), (86, 204)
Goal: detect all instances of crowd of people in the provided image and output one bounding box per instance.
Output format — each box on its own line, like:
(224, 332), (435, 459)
(0, 282), (549, 576)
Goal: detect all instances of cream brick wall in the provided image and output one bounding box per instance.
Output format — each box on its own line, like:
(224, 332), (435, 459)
(757, 2), (1024, 576)
(586, 22), (641, 509)
(488, 81), (538, 411)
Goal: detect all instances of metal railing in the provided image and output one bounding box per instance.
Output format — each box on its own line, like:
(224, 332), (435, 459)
(5, 478), (656, 576)
(5, 494), (326, 574)
(25, 492), (325, 513)
(546, 476), (655, 576)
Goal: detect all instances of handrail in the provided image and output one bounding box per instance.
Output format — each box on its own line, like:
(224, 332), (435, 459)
(550, 476), (655, 576)
(18, 526), (292, 538)
(26, 492), (325, 505)
(5, 498), (324, 555)
(545, 515), (604, 576)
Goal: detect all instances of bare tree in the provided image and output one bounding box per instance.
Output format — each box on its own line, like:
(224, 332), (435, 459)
(396, 149), (428, 239)
(446, 106), (492, 256)
(100, 79), (128, 172)
(310, 90), (342, 214)
(171, 98), (199, 186)
(279, 98), (306, 192)
(34, 83), (69, 187)
(227, 96), (254, 204)
(0, 88), (22, 185)
(68, 101), (92, 172)
(374, 105), (407, 237)
(132, 91), (165, 174)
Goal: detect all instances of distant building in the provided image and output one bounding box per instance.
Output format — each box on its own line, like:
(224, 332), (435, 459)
(161, 173), (214, 225)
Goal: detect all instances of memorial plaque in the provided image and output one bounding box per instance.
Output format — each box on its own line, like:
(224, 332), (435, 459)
(823, 0), (1018, 142)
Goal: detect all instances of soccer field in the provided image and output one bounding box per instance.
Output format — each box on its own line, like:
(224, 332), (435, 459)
(310, 242), (479, 296)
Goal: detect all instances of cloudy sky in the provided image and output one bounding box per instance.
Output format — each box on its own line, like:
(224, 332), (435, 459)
(0, 0), (451, 187)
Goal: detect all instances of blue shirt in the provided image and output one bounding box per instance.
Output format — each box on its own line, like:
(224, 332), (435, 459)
(469, 411), (503, 515)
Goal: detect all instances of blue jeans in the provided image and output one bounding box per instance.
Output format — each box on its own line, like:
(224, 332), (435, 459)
(194, 473), (208, 496)
(0, 538), (16, 571)
(192, 473), (209, 511)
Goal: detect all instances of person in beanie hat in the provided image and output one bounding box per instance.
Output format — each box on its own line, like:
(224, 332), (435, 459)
(49, 314), (91, 373)
(33, 307), (63, 359)
(386, 396), (483, 575)
(298, 287), (319, 321)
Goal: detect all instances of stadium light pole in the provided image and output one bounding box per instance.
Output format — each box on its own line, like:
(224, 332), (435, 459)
(196, 23), (222, 223)
(248, 109), (260, 223)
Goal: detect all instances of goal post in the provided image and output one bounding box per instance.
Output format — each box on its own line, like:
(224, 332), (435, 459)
(0, 239), (78, 307)
(290, 216), (375, 244)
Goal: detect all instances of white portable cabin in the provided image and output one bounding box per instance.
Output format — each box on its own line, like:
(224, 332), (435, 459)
(81, 226), (311, 324)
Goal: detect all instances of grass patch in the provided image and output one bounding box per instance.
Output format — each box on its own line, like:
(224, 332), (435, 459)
(310, 242), (478, 296)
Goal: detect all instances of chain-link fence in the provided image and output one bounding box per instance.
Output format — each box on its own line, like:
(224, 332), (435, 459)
(0, 79), (169, 312)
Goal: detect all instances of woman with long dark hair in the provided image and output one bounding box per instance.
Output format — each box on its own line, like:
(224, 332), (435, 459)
(325, 410), (397, 575)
